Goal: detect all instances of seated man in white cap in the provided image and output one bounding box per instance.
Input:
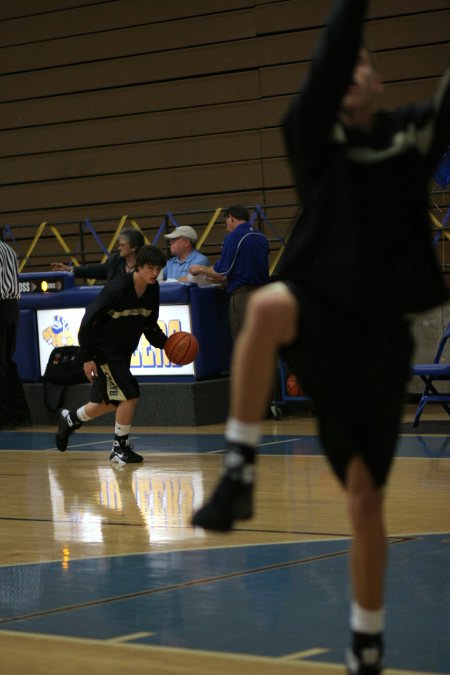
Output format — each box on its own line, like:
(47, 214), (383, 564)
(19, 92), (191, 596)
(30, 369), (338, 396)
(161, 226), (210, 282)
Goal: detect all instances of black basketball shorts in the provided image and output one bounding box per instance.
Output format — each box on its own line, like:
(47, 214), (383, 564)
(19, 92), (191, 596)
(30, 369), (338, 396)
(280, 284), (413, 487)
(90, 358), (139, 406)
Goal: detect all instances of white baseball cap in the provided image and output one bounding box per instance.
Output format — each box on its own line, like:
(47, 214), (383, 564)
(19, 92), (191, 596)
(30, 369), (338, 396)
(164, 226), (198, 243)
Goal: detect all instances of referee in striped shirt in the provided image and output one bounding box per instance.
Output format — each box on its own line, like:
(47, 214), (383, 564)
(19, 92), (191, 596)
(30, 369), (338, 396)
(0, 240), (31, 430)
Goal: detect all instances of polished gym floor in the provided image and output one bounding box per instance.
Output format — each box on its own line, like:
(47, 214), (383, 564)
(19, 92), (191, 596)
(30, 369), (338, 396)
(0, 405), (449, 674)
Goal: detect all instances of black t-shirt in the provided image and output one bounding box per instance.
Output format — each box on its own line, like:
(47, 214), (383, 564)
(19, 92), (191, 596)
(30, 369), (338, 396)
(279, 0), (450, 316)
(78, 273), (167, 363)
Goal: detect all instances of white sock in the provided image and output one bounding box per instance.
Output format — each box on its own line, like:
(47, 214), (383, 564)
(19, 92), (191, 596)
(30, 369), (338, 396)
(115, 422), (131, 437)
(351, 601), (384, 635)
(76, 406), (92, 422)
(226, 417), (261, 448)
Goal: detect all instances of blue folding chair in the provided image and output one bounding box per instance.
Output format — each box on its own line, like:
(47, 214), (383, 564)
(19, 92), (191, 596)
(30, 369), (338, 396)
(411, 322), (450, 427)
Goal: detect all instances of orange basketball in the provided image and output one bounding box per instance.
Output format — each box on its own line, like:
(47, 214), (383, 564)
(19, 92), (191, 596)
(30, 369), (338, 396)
(286, 374), (303, 396)
(164, 331), (199, 365)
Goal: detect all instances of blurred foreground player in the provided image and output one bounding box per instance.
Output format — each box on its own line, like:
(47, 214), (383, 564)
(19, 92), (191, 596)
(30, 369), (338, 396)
(192, 1), (450, 673)
(55, 245), (167, 464)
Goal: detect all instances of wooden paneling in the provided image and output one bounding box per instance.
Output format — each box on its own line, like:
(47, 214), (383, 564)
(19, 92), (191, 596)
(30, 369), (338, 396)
(1, 14), (249, 72)
(0, 98), (265, 158)
(3, 11), (445, 100)
(0, 9), (256, 74)
(255, 0), (449, 33)
(0, 0), (448, 271)
(0, 131), (264, 184)
(368, 44), (448, 81)
(257, 12), (448, 65)
(382, 77), (447, 109)
(0, 41), (261, 101)
(0, 0), (100, 22)
(0, 0), (254, 44)
(0, 72), (261, 132)
(365, 11), (449, 49)
(0, 161), (266, 212)
(1, 192), (266, 224)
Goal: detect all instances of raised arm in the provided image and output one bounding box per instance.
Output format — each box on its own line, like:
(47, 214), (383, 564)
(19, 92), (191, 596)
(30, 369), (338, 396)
(73, 261), (109, 280)
(282, 0), (369, 188)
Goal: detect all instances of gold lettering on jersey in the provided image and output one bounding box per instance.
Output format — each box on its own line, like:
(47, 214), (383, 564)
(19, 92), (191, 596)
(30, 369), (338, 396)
(101, 364), (127, 401)
(108, 308), (152, 319)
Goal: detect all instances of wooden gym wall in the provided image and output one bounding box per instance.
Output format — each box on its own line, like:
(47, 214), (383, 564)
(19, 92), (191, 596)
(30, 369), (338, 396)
(0, 0), (449, 270)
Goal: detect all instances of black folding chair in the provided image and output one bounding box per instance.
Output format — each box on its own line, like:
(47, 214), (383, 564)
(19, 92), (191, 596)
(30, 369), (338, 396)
(411, 322), (450, 427)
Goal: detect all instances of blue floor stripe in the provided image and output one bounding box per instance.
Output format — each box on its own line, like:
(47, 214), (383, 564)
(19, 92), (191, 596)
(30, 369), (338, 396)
(1, 536), (449, 671)
(1, 430), (450, 458)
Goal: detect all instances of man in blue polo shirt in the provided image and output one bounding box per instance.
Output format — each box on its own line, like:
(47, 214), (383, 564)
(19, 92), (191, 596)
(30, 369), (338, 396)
(190, 205), (270, 339)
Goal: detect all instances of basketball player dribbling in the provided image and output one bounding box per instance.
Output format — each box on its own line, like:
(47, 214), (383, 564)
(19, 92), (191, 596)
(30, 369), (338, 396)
(55, 245), (167, 464)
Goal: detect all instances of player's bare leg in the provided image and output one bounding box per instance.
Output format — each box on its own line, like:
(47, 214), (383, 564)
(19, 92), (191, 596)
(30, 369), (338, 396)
(83, 401), (117, 418)
(192, 283), (298, 531)
(346, 456), (385, 673)
(230, 282), (299, 422)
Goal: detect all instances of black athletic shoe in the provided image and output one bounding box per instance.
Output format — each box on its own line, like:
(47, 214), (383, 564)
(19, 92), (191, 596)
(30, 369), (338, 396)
(347, 635), (384, 674)
(109, 440), (143, 464)
(191, 470), (254, 532)
(55, 409), (81, 452)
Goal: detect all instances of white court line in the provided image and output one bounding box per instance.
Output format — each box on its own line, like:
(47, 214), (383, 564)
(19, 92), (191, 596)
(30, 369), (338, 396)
(107, 631), (155, 643)
(207, 437), (306, 454)
(280, 647), (330, 660)
(43, 435), (141, 452)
